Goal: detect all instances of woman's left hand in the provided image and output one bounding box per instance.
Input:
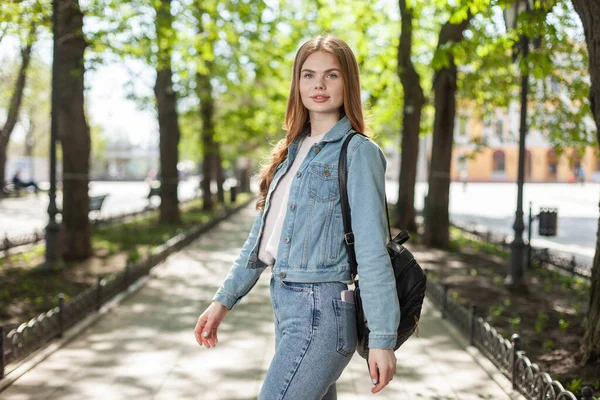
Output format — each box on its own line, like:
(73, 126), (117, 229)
(368, 348), (397, 394)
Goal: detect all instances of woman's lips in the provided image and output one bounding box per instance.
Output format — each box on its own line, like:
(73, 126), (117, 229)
(311, 95), (329, 103)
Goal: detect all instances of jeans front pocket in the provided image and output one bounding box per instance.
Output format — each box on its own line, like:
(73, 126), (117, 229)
(332, 298), (358, 357)
(280, 280), (314, 293)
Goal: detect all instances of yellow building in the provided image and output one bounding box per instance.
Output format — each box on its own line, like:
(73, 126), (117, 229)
(450, 107), (599, 183)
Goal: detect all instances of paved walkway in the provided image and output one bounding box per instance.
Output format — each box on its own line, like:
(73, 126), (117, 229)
(0, 205), (523, 400)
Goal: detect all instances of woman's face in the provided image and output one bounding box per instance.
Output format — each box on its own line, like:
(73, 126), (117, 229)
(299, 51), (344, 118)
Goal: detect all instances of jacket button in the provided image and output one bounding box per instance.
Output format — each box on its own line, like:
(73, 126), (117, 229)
(296, 172), (302, 178)
(290, 204), (295, 211)
(279, 272), (287, 278)
(323, 169), (330, 177)
(283, 237), (290, 244)
(314, 147), (320, 153)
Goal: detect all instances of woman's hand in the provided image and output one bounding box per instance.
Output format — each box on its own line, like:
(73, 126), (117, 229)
(194, 301), (229, 348)
(368, 348), (397, 394)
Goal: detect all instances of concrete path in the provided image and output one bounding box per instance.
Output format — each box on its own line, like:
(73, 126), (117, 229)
(0, 205), (523, 400)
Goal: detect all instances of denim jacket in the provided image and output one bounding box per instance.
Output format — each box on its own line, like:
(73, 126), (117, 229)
(212, 116), (401, 349)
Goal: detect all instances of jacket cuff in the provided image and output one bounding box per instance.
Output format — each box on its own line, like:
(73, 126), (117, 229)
(368, 333), (397, 349)
(212, 288), (237, 310)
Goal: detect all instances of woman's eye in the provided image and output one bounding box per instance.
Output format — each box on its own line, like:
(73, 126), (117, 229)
(303, 73), (313, 78)
(327, 73), (338, 79)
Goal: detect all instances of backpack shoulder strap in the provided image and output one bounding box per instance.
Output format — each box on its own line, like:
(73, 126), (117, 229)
(338, 132), (359, 279)
(338, 132), (393, 281)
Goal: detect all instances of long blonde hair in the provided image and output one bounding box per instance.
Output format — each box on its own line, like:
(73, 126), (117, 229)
(256, 35), (367, 210)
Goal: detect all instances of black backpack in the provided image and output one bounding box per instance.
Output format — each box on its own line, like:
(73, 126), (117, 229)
(338, 132), (427, 360)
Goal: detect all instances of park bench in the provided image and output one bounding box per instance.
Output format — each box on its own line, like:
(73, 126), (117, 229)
(89, 194), (109, 215)
(1, 182), (23, 198)
(147, 186), (160, 199)
(55, 194), (107, 217)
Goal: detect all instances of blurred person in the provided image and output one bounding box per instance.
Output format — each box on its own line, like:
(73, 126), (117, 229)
(460, 167), (468, 192)
(12, 170), (39, 192)
(578, 167), (585, 184)
(194, 35), (400, 399)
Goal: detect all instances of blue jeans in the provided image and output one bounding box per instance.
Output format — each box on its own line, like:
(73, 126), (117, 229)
(259, 274), (357, 400)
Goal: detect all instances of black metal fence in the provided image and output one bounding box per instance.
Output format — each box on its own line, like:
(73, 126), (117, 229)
(529, 247), (592, 280)
(451, 221), (592, 280)
(426, 277), (594, 400)
(0, 198), (252, 379)
(1, 231), (45, 258)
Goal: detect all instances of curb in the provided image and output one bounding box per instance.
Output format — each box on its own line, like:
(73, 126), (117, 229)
(430, 304), (527, 400)
(0, 275), (149, 393)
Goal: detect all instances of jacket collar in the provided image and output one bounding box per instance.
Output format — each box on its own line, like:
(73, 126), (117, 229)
(304, 115), (353, 144)
(322, 116), (353, 143)
(289, 116), (353, 159)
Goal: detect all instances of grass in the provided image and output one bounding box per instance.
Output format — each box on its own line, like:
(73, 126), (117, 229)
(449, 226), (591, 295)
(0, 244), (45, 268)
(448, 226), (510, 258)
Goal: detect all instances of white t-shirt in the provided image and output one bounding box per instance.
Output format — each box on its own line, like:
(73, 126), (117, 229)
(258, 133), (324, 266)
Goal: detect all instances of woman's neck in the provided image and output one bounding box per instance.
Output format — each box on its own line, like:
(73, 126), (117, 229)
(308, 112), (340, 137)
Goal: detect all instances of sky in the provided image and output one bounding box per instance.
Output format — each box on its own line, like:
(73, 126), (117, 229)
(86, 60), (158, 147)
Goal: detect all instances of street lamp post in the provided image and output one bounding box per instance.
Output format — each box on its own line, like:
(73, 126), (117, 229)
(503, 0), (533, 289)
(43, 0), (59, 270)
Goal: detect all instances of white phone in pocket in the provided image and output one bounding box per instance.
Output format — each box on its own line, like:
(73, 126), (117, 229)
(340, 289), (355, 304)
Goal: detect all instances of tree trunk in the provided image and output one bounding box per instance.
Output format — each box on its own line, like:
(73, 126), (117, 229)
(56, 0), (91, 260)
(25, 114), (36, 180)
(193, 5), (223, 210)
(154, 0), (181, 225)
(395, 0), (425, 233)
(0, 151), (6, 190)
(215, 149), (225, 204)
(197, 69), (215, 211)
(572, 0), (600, 367)
(237, 157), (251, 193)
(0, 25), (36, 186)
(423, 16), (471, 248)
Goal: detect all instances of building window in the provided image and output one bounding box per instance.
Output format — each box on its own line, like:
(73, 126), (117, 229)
(459, 116), (468, 137)
(571, 150), (580, 165)
(495, 120), (503, 138)
(547, 149), (557, 178)
(493, 150), (505, 172)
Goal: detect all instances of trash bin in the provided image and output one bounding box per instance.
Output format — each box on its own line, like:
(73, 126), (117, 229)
(230, 184), (237, 203)
(538, 207), (558, 236)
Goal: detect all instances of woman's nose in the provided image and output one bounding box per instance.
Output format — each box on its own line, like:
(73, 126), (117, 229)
(314, 78), (325, 89)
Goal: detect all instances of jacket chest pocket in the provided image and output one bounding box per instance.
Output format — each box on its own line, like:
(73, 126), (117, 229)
(308, 164), (339, 203)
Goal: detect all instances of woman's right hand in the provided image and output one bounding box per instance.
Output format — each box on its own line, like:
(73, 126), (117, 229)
(194, 301), (229, 348)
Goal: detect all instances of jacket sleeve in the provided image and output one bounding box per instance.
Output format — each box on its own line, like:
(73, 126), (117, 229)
(346, 139), (400, 349)
(212, 210), (267, 310)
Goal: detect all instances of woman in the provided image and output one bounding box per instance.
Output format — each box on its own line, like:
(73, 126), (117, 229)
(194, 35), (400, 399)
